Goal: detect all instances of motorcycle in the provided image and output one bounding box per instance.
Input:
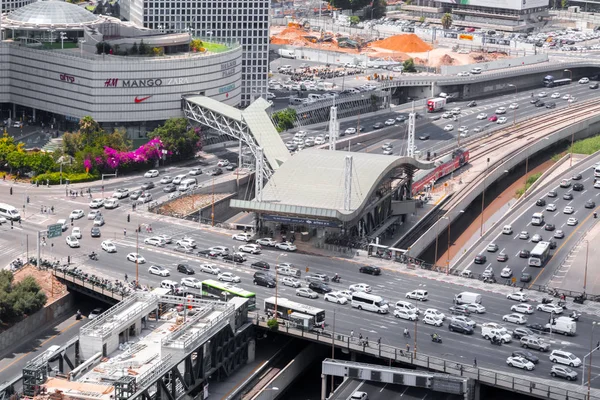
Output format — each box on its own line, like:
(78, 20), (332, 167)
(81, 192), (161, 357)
(570, 312), (581, 321)
(490, 337), (502, 346)
(431, 334), (442, 343)
(574, 295), (586, 305)
(557, 300), (567, 309)
(88, 253), (98, 261)
(541, 297), (553, 304)
(332, 276), (341, 283)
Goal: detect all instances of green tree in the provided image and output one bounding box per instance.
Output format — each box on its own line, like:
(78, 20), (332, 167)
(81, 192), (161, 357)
(441, 13), (453, 30)
(272, 108), (297, 132)
(138, 39), (149, 55)
(403, 58), (417, 72)
(0, 272), (46, 323)
(24, 152), (55, 175)
(267, 318), (279, 331)
(329, 0), (351, 9)
(349, 16), (360, 25)
(0, 133), (24, 166)
(561, 0), (568, 8)
(105, 128), (131, 152)
(148, 117), (200, 160)
(130, 42), (138, 55)
(6, 151), (26, 172)
(419, 16), (426, 23)
(96, 41), (111, 54)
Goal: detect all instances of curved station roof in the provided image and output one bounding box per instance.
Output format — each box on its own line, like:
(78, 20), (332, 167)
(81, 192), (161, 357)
(5, 0), (101, 28)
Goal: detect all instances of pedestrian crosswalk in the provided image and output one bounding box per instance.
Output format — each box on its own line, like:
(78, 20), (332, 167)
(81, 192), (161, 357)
(0, 237), (29, 267)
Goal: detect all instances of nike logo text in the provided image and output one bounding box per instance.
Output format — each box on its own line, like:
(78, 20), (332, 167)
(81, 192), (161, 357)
(135, 95), (152, 103)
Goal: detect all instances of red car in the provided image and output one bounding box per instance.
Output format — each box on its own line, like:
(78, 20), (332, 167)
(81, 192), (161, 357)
(466, 27), (475, 32)
(488, 115), (498, 122)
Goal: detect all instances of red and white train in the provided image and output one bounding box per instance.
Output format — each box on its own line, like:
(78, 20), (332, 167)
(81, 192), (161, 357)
(411, 148), (469, 196)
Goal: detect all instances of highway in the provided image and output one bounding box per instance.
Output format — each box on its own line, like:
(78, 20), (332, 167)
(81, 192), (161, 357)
(454, 152), (600, 290)
(332, 380), (456, 400)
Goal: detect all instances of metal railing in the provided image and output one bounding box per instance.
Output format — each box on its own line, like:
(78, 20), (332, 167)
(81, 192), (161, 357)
(52, 269), (130, 302)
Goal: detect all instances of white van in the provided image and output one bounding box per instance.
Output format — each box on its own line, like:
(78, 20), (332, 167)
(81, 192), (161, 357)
(502, 225), (513, 235)
(104, 198), (119, 209)
(454, 292), (482, 305)
(351, 292), (389, 314)
(172, 174), (187, 185)
(0, 203), (20, 221)
(531, 212), (544, 226)
(178, 178), (197, 192)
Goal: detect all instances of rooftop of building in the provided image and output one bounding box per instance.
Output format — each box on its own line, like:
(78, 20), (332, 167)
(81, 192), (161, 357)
(5, 0), (101, 28)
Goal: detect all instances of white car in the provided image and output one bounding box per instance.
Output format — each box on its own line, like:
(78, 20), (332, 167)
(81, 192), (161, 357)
(476, 113), (487, 120)
(338, 290), (353, 301)
(458, 126), (468, 132)
(562, 94), (571, 100)
(550, 350), (582, 367)
(464, 303), (486, 314)
(394, 308), (418, 321)
(138, 193), (153, 203)
(281, 277), (301, 287)
(344, 127), (357, 135)
(88, 209), (101, 220)
(209, 246), (228, 255)
(536, 303), (563, 314)
(503, 313), (527, 325)
(497, 117), (508, 124)
(567, 217), (578, 226)
(509, 102), (519, 109)
(384, 119), (396, 126)
(188, 167), (203, 176)
(101, 240), (117, 253)
(443, 124), (454, 131)
(144, 237), (165, 247)
(507, 356), (535, 371)
(551, 92), (561, 98)
(66, 235), (80, 248)
(296, 288), (318, 299)
(500, 267), (512, 278)
(200, 264), (221, 275)
(144, 170), (159, 178)
(568, 97), (577, 103)
(595, 181), (600, 189)
(442, 112), (452, 119)
(519, 231), (529, 240)
(112, 189), (130, 199)
(424, 308), (445, 320)
(511, 303), (534, 314)
(349, 283), (372, 293)
(554, 230), (565, 239)
(232, 233), (252, 242)
(423, 314), (443, 326)
(88, 308), (103, 319)
(563, 206), (574, 214)
(314, 136), (325, 145)
(148, 265), (169, 276)
(256, 238), (277, 246)
(507, 292), (528, 302)
(69, 209), (84, 220)
(218, 272), (241, 283)
(89, 199), (104, 208)
(405, 289), (428, 301)
(177, 238), (197, 248)
(71, 227), (82, 239)
(538, 92), (548, 98)
(160, 176), (173, 184)
(579, 77), (590, 84)
(238, 244), (261, 254)
(487, 243), (498, 252)
(275, 241), (297, 251)
(217, 159), (230, 167)
(451, 315), (476, 327)
(457, 71), (470, 77)
(495, 107), (507, 114)
(181, 277), (202, 288)
(546, 203), (557, 212)
(127, 253), (146, 263)
(158, 234), (172, 244)
(324, 292), (348, 304)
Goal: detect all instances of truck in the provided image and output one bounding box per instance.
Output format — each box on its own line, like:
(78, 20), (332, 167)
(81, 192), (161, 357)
(545, 316), (576, 336)
(427, 97), (446, 112)
(278, 49), (296, 59)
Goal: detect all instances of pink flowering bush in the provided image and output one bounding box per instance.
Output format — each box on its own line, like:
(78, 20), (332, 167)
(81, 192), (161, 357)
(84, 138), (167, 172)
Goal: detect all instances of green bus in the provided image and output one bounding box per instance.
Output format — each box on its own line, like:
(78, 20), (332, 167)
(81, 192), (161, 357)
(201, 279), (256, 310)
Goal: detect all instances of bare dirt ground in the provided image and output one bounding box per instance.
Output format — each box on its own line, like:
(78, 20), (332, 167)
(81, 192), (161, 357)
(13, 265), (68, 305)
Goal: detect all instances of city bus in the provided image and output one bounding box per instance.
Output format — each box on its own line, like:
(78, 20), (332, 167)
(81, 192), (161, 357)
(543, 75), (571, 88)
(263, 297), (326, 326)
(528, 241), (551, 267)
(201, 279), (256, 310)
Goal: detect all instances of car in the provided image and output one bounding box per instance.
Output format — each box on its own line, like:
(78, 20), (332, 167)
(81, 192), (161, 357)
(503, 313), (527, 325)
(71, 227), (82, 239)
(488, 115), (498, 122)
(158, 234), (172, 244)
(497, 117), (508, 124)
(281, 277), (301, 288)
(238, 244), (261, 254)
(276, 263), (300, 277)
(584, 199), (597, 210)
(349, 283), (371, 293)
(218, 272), (241, 283)
(579, 77), (590, 84)
(148, 265), (169, 276)
(181, 277), (202, 288)
(406, 289), (428, 301)
(141, 181), (155, 190)
(486, 243), (498, 252)
(308, 281), (332, 294)
(550, 350), (582, 367)
(563, 205), (575, 214)
(383, 147), (394, 155)
(101, 240), (116, 252)
(501, 266), (512, 278)
(112, 188), (130, 199)
(144, 236), (165, 247)
(208, 167), (223, 176)
(520, 250), (530, 258)
(520, 272), (532, 282)
(144, 170), (159, 178)
(448, 320), (473, 334)
(536, 303), (563, 314)
(473, 126), (483, 133)
(393, 308), (418, 321)
(172, 174), (187, 185)
(451, 315), (476, 327)
(251, 261), (270, 270)
(464, 303), (486, 314)
(444, 124), (454, 131)
(563, 193), (573, 200)
(467, 100), (477, 107)
(495, 107), (507, 114)
(560, 179), (571, 188)
(538, 92), (547, 98)
(573, 182), (584, 191)
(88, 308), (103, 319)
(551, 92), (561, 98)
(530, 98), (540, 105)
(545, 102), (556, 109)
(551, 365), (578, 381)
(458, 126), (468, 132)
(373, 122), (384, 129)
(160, 176), (173, 184)
(473, 254), (487, 264)
(549, 240), (557, 249)
(507, 292), (528, 302)
(477, 113), (487, 120)
(127, 253), (146, 263)
(418, 134), (430, 140)
(256, 238), (277, 246)
(384, 119), (396, 126)
(507, 356), (535, 371)
(138, 193), (153, 203)
(567, 217), (578, 226)
(448, 305), (471, 315)
(254, 273), (276, 288)
(69, 209), (84, 220)
(89, 198), (104, 208)
(296, 288), (318, 299)
(546, 203), (557, 212)
(569, 97), (578, 103)
(513, 350), (539, 364)
(497, 252), (508, 262)
(532, 234), (542, 243)
(591, 83), (600, 90)
(395, 115), (407, 122)
(217, 159), (230, 167)
(91, 227), (101, 237)
(423, 314), (443, 326)
(547, 190), (558, 198)
(359, 265), (381, 275)
(163, 184), (177, 193)
(222, 253), (246, 263)
(232, 232), (252, 241)
(519, 231), (529, 240)
(344, 127), (357, 135)
(511, 303), (534, 314)
(130, 190), (143, 200)
(350, 391), (368, 400)
(424, 308), (445, 320)
(200, 264), (221, 275)
(509, 102), (519, 109)
(275, 241), (297, 251)
(305, 273), (329, 283)
(66, 235), (80, 248)
(442, 112), (452, 119)
(536, 198), (546, 206)
(535, 101), (545, 107)
(513, 327), (536, 340)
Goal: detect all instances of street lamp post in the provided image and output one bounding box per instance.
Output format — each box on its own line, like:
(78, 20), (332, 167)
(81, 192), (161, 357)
(274, 253), (286, 319)
(480, 158), (490, 237)
(60, 32), (66, 50)
(508, 84), (517, 126)
(584, 240), (589, 293)
(79, 39), (86, 57)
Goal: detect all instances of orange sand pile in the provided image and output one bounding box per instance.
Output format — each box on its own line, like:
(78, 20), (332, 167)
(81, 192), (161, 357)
(270, 37), (291, 45)
(371, 34), (432, 53)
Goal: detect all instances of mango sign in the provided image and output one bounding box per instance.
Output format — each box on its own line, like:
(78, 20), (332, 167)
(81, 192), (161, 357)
(459, 34), (473, 41)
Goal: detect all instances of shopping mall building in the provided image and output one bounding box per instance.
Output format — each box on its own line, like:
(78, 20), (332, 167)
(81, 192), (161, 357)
(0, 0), (243, 137)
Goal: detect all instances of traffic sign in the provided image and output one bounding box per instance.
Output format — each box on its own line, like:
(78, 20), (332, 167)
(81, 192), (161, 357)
(47, 224), (63, 239)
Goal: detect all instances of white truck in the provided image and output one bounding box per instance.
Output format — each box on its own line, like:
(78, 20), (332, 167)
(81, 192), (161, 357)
(278, 49), (296, 59)
(426, 97), (447, 113)
(454, 292), (482, 305)
(546, 316), (576, 336)
(481, 322), (512, 343)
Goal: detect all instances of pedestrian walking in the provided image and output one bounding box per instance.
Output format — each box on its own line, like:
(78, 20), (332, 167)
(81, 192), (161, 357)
(51, 206), (54, 213)
(124, 228), (127, 237)
(406, 343), (410, 352)
(350, 330), (354, 340)
(473, 358), (477, 367)
(125, 274), (128, 282)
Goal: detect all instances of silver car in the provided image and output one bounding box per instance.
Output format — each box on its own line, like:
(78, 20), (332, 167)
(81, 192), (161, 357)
(550, 365), (578, 381)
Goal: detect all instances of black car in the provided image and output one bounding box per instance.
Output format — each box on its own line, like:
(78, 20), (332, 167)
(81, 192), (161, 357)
(418, 134), (430, 140)
(544, 223), (555, 231)
(141, 181), (155, 190)
(474, 254), (487, 264)
(130, 190), (143, 200)
(536, 198), (546, 206)
(563, 193), (573, 200)
(448, 320), (473, 334)
(512, 327), (535, 340)
(359, 265), (381, 275)
(210, 168), (223, 176)
(512, 350), (539, 364)
(530, 98), (540, 104)
(373, 122), (384, 129)
(197, 249), (219, 258)
(223, 253), (245, 263)
(251, 261), (270, 270)
(549, 240), (557, 249)
(535, 101), (545, 107)
(572, 173), (582, 180)
(467, 100), (477, 107)
(254, 275), (276, 288)
(308, 281), (332, 294)
(527, 323), (550, 333)
(547, 190), (558, 198)
(591, 83), (599, 89)
(177, 264), (195, 274)
(585, 200), (596, 208)
(545, 102), (556, 109)
(519, 249), (530, 258)
(573, 183), (584, 191)
(90, 227), (101, 237)
(520, 272), (532, 282)
(163, 184), (177, 193)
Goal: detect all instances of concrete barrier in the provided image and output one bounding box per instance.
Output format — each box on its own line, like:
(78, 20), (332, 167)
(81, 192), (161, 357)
(440, 54), (549, 76)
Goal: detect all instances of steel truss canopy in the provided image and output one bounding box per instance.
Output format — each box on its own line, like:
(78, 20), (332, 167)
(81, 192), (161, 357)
(183, 95), (289, 180)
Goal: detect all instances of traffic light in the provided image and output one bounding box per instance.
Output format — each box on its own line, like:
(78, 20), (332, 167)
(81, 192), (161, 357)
(9, 187), (12, 195)
(127, 214), (131, 223)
